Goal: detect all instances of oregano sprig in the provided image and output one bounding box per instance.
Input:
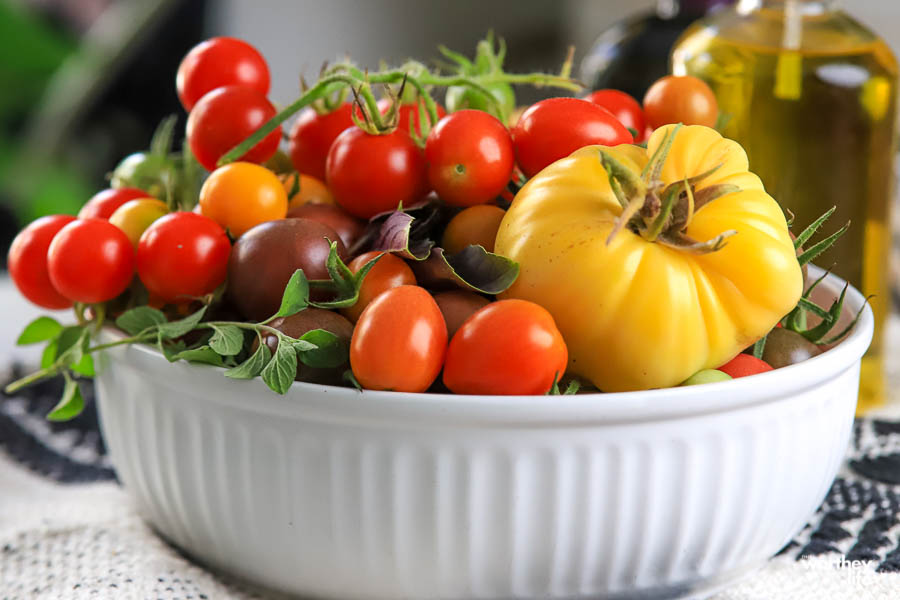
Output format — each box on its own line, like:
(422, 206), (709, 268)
(3, 242), (378, 420)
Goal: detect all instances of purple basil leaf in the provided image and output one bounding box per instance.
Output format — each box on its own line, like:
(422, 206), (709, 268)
(411, 245), (519, 295)
(372, 211), (434, 260)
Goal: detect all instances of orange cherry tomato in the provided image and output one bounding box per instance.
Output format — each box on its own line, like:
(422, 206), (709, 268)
(341, 251), (416, 322)
(441, 204), (506, 255)
(199, 162), (287, 237)
(109, 198), (168, 247)
(642, 75), (718, 129)
(443, 299), (568, 395)
(280, 172), (336, 207)
(350, 285), (447, 393)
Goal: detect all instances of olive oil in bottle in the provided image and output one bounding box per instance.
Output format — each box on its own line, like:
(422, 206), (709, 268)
(672, 0), (898, 413)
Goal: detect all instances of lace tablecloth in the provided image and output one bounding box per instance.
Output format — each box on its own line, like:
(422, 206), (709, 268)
(3, 314), (900, 599)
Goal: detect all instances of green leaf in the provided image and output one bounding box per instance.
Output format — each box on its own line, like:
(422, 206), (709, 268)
(563, 379), (581, 395)
(547, 372), (562, 395)
(157, 306), (207, 339)
(47, 375), (85, 422)
(224, 342), (271, 380)
(297, 329), (348, 369)
(800, 284), (847, 344)
(16, 316), (63, 345)
(821, 297), (871, 345)
(796, 297), (832, 320)
(261, 339), (298, 394)
(793, 206), (836, 250)
(438, 44), (475, 72)
(208, 325), (245, 356)
(41, 339), (58, 369)
(271, 269), (309, 320)
(309, 246), (383, 310)
(751, 334), (768, 359)
(287, 172), (301, 201)
(169, 345), (226, 367)
(411, 246), (520, 295)
(714, 112), (732, 131)
(796, 221), (850, 267)
(343, 369), (363, 390)
(116, 306), (167, 336)
(71, 354), (95, 377)
(55, 326), (88, 368)
(150, 114), (177, 157)
(325, 240), (357, 291)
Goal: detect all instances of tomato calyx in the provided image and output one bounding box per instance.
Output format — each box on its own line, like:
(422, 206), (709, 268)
(600, 125), (739, 254)
(220, 34), (580, 167)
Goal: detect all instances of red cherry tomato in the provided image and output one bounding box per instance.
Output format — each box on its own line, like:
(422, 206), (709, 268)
(584, 90), (647, 142)
(512, 97), (633, 178)
(376, 98), (447, 138)
(137, 212), (231, 303)
(425, 110), (514, 207)
(287, 103), (355, 180)
(176, 37), (270, 111)
(326, 127), (427, 219)
(350, 285), (447, 393)
(47, 219), (135, 304)
(643, 75), (719, 129)
(443, 299), (568, 395)
(78, 188), (150, 220)
(8, 215), (76, 309)
(186, 85), (281, 171)
(717, 354), (774, 379)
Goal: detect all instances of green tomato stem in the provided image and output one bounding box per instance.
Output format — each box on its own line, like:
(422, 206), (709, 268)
(219, 64), (581, 167)
(218, 73), (360, 166)
(4, 366), (60, 394)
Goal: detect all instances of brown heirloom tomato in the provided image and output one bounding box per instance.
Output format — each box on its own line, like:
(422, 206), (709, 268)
(286, 203), (365, 250)
(227, 218), (346, 321)
(258, 308), (354, 385)
(433, 290), (491, 338)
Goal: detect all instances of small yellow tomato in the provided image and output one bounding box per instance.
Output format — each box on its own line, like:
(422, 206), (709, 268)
(442, 204), (506, 255)
(108, 198), (168, 248)
(280, 172), (336, 208)
(199, 162), (287, 237)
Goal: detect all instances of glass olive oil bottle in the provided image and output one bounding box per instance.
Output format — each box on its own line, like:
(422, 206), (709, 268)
(672, 0), (898, 412)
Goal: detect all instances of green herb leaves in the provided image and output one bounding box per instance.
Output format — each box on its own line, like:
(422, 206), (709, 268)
(115, 306), (167, 335)
(6, 274), (353, 421)
(779, 207), (863, 346)
(272, 270), (310, 318)
(261, 338), (298, 395)
(16, 317), (64, 345)
(208, 324), (244, 356)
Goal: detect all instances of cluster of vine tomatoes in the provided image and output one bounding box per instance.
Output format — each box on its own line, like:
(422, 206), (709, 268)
(8, 35), (747, 395)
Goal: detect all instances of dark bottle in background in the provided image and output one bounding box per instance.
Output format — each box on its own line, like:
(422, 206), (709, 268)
(579, 0), (734, 98)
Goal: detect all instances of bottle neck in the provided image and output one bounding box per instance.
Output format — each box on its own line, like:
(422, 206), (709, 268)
(656, 0), (734, 19)
(737, 0), (838, 14)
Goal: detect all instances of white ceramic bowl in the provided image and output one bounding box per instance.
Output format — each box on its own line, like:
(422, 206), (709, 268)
(94, 266), (872, 599)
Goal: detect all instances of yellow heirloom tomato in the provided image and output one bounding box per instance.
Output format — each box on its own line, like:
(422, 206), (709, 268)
(494, 124), (802, 392)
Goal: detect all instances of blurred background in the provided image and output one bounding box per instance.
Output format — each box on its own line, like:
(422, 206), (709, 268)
(4, 0), (900, 250)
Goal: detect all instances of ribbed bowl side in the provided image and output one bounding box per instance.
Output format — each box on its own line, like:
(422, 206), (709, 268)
(94, 343), (858, 600)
